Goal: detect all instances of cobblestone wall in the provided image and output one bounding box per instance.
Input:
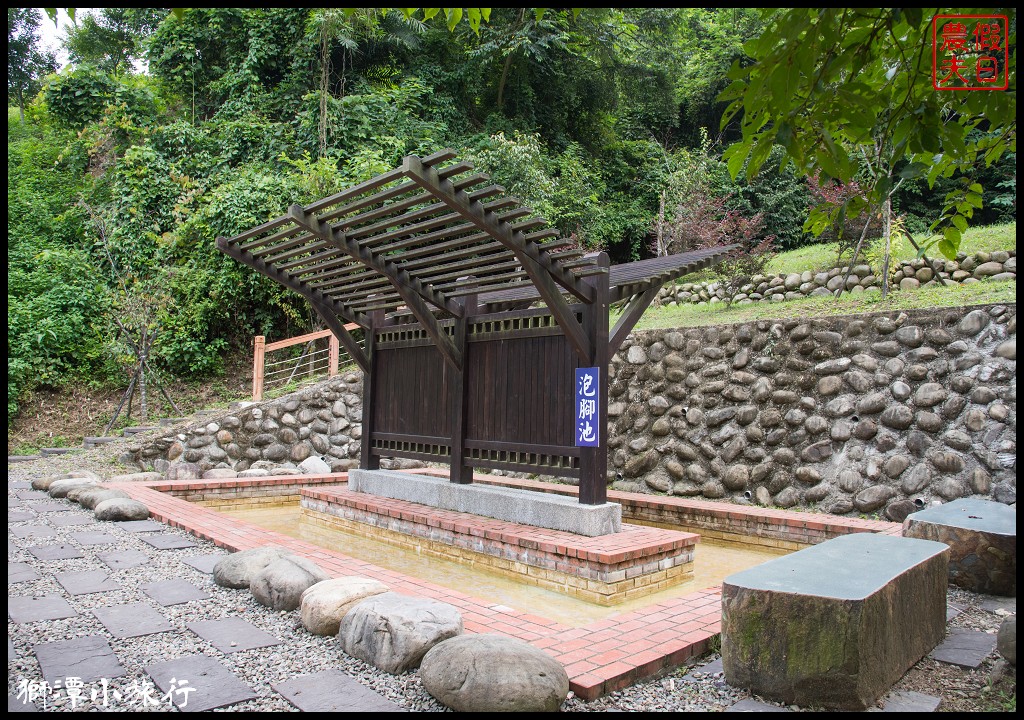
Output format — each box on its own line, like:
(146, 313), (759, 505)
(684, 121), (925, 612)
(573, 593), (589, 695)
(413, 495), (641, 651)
(609, 304), (1016, 521)
(659, 250), (1015, 307)
(128, 373), (368, 474)
(130, 304), (1016, 520)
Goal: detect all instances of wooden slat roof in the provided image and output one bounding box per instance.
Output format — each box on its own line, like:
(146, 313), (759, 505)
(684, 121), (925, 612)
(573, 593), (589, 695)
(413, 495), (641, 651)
(218, 150), (738, 329)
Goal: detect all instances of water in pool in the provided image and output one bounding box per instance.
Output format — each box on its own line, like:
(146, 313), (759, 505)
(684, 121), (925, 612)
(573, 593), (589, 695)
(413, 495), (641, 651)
(218, 502), (788, 626)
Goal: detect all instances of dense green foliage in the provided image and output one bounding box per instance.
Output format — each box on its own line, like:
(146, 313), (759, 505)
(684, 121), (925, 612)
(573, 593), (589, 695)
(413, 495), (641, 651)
(8, 7), (1016, 421)
(721, 8), (1016, 258)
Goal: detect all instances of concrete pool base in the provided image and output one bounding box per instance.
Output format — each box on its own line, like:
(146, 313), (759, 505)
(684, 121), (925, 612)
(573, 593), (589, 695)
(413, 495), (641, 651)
(348, 468), (622, 536)
(302, 484), (696, 605)
(106, 471), (902, 700)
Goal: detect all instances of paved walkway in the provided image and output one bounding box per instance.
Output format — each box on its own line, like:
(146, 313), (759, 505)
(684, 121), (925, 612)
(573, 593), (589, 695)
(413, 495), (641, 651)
(10, 471), (1008, 712)
(8, 479), (407, 712)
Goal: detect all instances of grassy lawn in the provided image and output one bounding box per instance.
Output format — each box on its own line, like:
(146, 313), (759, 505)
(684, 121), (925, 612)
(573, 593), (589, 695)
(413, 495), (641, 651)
(622, 279), (1016, 332)
(763, 222), (1016, 277)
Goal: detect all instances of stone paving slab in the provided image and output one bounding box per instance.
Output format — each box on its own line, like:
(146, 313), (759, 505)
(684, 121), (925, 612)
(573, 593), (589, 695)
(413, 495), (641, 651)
(16, 490), (49, 499)
(881, 690), (942, 712)
(9, 526), (57, 540)
(187, 617), (281, 654)
(92, 602), (175, 638)
(8, 694), (37, 712)
(33, 635), (126, 684)
(8, 499), (25, 509)
(9, 562), (40, 583)
(8, 594), (79, 623)
(70, 531), (119, 546)
(50, 515), (95, 528)
(98, 549), (151, 570)
(54, 569), (120, 595)
(182, 553), (228, 574)
(25, 501), (71, 513)
(9, 481), (32, 489)
(28, 544), (86, 561)
(979, 597), (1016, 614)
(726, 698), (793, 712)
(699, 658), (724, 675)
(146, 654), (257, 711)
(115, 520), (165, 533)
(142, 579), (210, 606)
(930, 628), (997, 669)
(947, 602), (965, 621)
(8, 639), (15, 661)
(141, 534), (198, 550)
(273, 669), (406, 712)
(8, 540), (19, 555)
(9, 511), (34, 523)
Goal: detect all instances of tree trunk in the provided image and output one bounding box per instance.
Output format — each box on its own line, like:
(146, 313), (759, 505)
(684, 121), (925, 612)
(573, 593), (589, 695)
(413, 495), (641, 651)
(880, 194), (892, 299)
(656, 190), (667, 257)
(319, 24), (331, 159)
(497, 52), (514, 111)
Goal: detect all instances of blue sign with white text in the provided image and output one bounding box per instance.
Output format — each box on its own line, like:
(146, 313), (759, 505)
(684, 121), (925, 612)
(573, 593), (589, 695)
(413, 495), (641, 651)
(575, 366), (599, 447)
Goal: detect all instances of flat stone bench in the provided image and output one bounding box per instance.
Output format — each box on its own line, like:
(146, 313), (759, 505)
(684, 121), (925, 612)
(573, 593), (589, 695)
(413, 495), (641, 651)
(903, 498), (1016, 596)
(721, 533), (949, 710)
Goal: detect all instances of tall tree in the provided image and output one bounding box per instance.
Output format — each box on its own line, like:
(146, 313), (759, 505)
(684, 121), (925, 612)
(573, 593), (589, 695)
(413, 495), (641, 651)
(8, 7), (58, 122)
(64, 7), (167, 75)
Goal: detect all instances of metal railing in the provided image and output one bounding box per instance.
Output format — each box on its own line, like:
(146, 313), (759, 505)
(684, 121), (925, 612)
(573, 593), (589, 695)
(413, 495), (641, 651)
(252, 325), (362, 401)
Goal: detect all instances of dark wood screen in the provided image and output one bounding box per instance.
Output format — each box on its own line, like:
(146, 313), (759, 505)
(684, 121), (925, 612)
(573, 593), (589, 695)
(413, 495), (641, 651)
(369, 309), (582, 478)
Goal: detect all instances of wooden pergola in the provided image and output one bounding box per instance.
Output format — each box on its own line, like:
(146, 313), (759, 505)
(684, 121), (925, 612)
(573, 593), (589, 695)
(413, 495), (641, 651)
(218, 151), (736, 505)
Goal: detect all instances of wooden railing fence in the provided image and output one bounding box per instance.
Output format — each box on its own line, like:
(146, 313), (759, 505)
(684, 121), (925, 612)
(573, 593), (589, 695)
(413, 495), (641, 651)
(252, 324), (361, 401)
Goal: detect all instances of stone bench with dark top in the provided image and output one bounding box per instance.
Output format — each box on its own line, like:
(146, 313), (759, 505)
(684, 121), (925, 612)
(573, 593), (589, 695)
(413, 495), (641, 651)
(902, 497), (1016, 596)
(721, 533), (949, 710)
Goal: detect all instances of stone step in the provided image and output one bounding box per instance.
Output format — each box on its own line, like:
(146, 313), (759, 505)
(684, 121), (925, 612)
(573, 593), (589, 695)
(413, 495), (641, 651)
(122, 426), (160, 437)
(8, 455), (41, 463)
(158, 417), (188, 427)
(83, 437), (119, 449)
(192, 409), (220, 418)
(40, 448), (74, 456)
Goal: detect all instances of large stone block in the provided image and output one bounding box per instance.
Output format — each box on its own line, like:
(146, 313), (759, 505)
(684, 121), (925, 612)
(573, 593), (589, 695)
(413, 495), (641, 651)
(339, 592), (463, 674)
(420, 634), (569, 712)
(722, 533), (948, 710)
(348, 469), (621, 536)
(902, 498), (1016, 596)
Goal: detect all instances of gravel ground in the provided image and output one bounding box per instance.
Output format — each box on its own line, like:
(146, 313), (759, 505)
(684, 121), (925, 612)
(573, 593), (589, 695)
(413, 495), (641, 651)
(7, 448), (1016, 712)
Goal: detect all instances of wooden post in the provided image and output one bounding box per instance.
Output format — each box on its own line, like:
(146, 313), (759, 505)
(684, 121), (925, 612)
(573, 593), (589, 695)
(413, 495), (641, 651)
(579, 253), (610, 505)
(328, 333), (340, 377)
(449, 288), (477, 484)
(253, 335), (266, 402)
(360, 309), (384, 471)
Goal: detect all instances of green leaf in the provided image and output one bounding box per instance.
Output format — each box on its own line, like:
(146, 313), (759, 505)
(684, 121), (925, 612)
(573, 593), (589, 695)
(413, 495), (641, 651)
(951, 214), (968, 232)
(445, 8), (463, 31)
(422, 9), (440, 21)
(937, 238), (956, 259)
(747, 133), (775, 179)
(534, 9), (546, 21)
(723, 142), (751, 181)
(898, 162), (928, 180)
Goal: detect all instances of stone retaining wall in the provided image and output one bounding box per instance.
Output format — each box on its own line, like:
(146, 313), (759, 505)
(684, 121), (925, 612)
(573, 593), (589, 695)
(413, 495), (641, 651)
(128, 304), (1015, 521)
(610, 303), (1015, 521)
(658, 250), (1015, 307)
(126, 372), (370, 474)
